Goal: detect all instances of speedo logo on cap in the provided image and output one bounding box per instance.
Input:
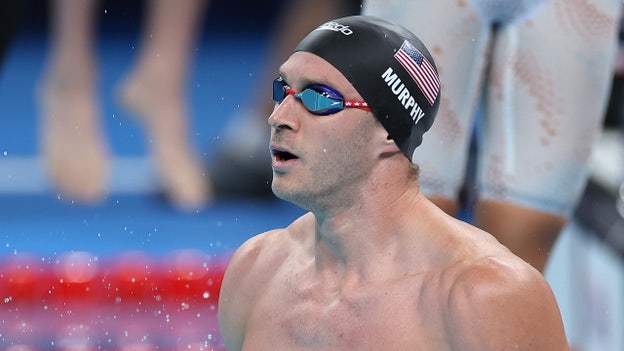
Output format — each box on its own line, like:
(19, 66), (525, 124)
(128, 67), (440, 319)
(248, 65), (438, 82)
(381, 67), (426, 125)
(316, 21), (353, 35)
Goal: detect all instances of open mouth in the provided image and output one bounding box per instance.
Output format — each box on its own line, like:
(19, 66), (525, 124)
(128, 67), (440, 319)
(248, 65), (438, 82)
(271, 148), (298, 162)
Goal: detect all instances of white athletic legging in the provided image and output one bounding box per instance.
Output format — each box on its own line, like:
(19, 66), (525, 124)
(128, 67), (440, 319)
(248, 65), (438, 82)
(364, 0), (622, 216)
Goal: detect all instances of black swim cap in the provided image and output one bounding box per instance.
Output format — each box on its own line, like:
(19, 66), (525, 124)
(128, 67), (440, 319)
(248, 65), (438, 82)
(295, 15), (441, 162)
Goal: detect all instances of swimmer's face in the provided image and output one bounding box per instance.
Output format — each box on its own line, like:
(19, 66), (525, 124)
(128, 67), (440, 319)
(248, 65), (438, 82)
(268, 52), (384, 210)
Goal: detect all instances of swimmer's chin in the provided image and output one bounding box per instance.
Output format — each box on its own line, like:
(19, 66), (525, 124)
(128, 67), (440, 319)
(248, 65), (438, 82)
(271, 185), (311, 210)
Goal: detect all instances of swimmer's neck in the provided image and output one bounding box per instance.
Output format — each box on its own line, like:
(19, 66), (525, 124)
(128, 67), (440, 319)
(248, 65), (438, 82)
(309, 184), (429, 282)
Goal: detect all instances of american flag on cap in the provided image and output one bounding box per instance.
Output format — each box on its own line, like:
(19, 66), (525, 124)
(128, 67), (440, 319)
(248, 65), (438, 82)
(394, 40), (440, 106)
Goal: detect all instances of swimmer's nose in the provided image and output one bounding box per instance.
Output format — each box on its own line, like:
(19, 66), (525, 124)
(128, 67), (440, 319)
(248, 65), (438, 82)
(268, 96), (300, 132)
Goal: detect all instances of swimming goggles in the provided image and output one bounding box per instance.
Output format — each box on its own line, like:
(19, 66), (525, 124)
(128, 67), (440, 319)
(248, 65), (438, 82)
(272, 77), (371, 116)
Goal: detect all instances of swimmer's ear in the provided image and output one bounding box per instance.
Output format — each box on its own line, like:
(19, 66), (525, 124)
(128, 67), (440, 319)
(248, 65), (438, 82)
(377, 131), (401, 158)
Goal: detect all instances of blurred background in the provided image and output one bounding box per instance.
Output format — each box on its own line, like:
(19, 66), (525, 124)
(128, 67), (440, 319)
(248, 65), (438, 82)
(0, 1), (622, 350)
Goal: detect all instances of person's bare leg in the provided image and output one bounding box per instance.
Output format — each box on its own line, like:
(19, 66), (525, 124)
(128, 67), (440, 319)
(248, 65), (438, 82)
(39, 0), (109, 203)
(118, 0), (209, 209)
(474, 199), (566, 273)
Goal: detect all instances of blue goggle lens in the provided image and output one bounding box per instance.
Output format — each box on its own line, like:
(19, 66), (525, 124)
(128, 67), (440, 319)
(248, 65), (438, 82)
(272, 78), (345, 116)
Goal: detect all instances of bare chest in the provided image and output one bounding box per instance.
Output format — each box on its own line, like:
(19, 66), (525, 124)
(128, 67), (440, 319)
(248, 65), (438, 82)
(242, 278), (450, 351)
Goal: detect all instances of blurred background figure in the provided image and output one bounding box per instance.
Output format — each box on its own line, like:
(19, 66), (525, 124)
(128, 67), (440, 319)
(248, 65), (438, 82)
(604, 9), (624, 223)
(362, 0), (622, 273)
(208, 0), (362, 198)
(39, 0), (209, 210)
(38, 0), (362, 208)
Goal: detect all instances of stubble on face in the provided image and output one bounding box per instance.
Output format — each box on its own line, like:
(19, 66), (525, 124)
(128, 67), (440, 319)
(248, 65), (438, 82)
(272, 116), (380, 211)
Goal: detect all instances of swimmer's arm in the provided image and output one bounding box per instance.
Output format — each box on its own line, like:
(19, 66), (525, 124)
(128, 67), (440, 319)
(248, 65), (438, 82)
(445, 257), (570, 351)
(218, 244), (251, 350)
(218, 232), (278, 351)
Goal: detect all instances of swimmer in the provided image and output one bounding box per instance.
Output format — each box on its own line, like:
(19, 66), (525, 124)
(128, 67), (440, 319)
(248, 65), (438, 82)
(363, 0), (623, 272)
(218, 15), (569, 350)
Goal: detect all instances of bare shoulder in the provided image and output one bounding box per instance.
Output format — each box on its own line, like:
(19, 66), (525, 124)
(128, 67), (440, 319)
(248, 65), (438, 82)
(218, 213), (312, 350)
(219, 215), (306, 307)
(221, 212), (312, 284)
(444, 255), (569, 351)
